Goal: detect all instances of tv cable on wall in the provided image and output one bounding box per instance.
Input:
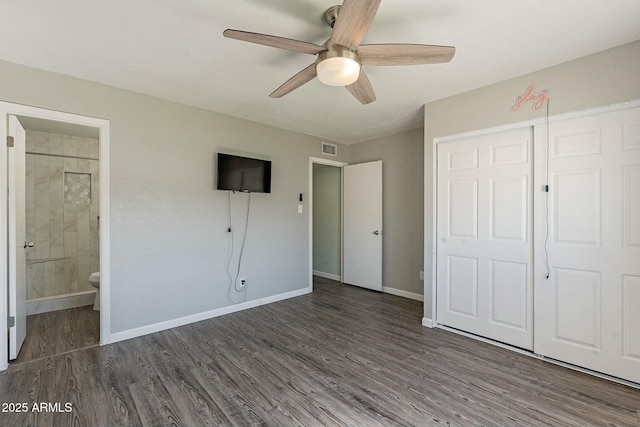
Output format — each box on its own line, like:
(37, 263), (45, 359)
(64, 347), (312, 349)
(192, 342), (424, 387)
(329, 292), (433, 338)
(216, 152), (270, 303)
(226, 190), (252, 304)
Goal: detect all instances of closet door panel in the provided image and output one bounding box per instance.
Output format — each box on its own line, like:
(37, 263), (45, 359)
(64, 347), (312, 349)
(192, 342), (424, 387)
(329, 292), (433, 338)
(437, 128), (533, 350)
(534, 106), (640, 384)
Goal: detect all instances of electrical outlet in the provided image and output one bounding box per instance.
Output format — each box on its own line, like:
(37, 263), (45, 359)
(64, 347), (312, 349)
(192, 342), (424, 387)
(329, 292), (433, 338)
(419, 271), (424, 280)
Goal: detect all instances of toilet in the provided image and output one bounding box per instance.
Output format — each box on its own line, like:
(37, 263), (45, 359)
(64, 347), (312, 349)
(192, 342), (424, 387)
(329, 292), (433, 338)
(88, 272), (100, 311)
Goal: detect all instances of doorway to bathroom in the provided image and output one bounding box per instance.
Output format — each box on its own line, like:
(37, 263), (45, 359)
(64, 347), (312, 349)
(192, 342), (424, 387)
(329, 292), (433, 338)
(0, 102), (111, 370)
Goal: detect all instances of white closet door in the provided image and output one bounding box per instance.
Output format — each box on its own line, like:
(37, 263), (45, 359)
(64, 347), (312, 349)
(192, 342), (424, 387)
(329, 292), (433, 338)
(437, 128), (533, 350)
(534, 106), (640, 383)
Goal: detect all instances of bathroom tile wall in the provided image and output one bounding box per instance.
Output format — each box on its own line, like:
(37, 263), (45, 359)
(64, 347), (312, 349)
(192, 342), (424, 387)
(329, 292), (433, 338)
(25, 130), (100, 300)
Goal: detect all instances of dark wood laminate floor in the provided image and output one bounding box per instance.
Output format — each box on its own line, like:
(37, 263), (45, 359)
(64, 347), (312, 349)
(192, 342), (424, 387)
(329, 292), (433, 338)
(13, 305), (100, 365)
(1, 277), (638, 426)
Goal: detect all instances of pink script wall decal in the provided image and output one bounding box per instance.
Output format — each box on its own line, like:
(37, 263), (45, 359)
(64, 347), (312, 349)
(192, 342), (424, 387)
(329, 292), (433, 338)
(511, 84), (549, 112)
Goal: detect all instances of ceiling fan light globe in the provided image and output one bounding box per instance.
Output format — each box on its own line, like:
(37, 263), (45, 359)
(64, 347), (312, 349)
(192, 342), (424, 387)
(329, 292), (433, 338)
(317, 56), (360, 86)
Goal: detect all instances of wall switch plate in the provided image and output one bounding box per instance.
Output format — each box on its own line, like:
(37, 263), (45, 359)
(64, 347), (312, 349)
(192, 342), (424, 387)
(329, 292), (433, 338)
(298, 204), (303, 214)
(419, 271), (424, 280)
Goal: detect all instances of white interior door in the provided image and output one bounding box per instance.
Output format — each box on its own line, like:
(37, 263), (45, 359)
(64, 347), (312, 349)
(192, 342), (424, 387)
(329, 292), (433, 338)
(8, 115), (27, 360)
(343, 160), (383, 291)
(534, 106), (640, 383)
(437, 128), (533, 350)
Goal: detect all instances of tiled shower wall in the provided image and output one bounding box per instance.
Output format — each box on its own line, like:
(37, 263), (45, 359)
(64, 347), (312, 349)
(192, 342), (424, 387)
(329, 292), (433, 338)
(25, 130), (100, 300)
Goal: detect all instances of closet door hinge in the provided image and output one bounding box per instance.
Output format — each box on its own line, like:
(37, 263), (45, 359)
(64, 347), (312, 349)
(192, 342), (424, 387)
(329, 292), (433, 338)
(6, 136), (14, 147)
(8, 316), (15, 328)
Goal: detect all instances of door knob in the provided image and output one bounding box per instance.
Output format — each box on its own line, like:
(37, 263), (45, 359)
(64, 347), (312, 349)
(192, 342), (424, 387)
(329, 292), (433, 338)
(373, 230), (382, 236)
(23, 241), (34, 248)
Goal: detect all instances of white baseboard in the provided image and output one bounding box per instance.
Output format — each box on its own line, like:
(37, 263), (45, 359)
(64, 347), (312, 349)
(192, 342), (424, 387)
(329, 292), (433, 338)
(422, 317), (434, 328)
(313, 270), (341, 282)
(259, 288), (311, 305)
(109, 287), (312, 344)
(26, 291), (96, 315)
(382, 286), (424, 302)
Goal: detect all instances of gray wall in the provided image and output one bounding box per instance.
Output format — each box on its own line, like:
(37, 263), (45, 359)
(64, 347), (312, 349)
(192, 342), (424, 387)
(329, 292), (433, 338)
(0, 59), (347, 334)
(423, 40), (640, 319)
(312, 164), (341, 277)
(348, 127), (424, 295)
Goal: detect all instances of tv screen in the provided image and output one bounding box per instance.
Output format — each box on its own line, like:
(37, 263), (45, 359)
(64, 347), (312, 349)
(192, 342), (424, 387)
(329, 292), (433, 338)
(217, 153), (271, 193)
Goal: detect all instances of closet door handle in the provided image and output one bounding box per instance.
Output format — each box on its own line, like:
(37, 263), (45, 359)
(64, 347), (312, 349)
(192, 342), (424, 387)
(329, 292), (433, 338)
(23, 241), (34, 248)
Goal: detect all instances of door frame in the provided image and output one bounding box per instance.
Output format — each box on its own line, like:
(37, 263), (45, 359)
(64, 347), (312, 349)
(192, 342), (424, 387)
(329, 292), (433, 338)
(0, 102), (111, 371)
(308, 157), (347, 291)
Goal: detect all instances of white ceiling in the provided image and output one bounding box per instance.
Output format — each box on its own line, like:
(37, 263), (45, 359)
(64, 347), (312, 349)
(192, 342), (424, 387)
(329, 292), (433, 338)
(1, 0), (639, 143)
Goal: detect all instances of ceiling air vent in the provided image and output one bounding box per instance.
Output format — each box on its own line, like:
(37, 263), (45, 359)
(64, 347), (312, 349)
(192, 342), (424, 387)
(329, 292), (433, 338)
(322, 142), (337, 157)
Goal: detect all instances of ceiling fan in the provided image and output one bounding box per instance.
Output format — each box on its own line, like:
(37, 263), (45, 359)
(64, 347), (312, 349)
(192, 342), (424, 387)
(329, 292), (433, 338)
(223, 0), (455, 105)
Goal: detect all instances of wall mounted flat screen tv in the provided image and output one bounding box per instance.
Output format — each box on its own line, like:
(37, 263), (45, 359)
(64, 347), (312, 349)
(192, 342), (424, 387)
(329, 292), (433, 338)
(217, 153), (272, 193)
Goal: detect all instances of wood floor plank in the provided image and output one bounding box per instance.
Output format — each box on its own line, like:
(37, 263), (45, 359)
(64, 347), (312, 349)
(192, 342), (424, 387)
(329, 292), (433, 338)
(69, 347), (132, 427)
(136, 330), (234, 426)
(160, 372), (233, 427)
(433, 344), (637, 426)
(13, 305), (100, 365)
(94, 340), (148, 426)
(190, 363), (267, 427)
(1, 277), (638, 426)
(220, 310), (401, 426)
(48, 354), (84, 426)
(130, 375), (186, 427)
(2, 362), (56, 427)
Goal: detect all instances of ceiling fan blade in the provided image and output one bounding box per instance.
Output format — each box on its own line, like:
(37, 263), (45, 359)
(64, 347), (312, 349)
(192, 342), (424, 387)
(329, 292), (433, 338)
(224, 29), (327, 55)
(359, 44), (455, 66)
(346, 69), (376, 105)
(270, 63), (318, 98)
(331, 0), (381, 50)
